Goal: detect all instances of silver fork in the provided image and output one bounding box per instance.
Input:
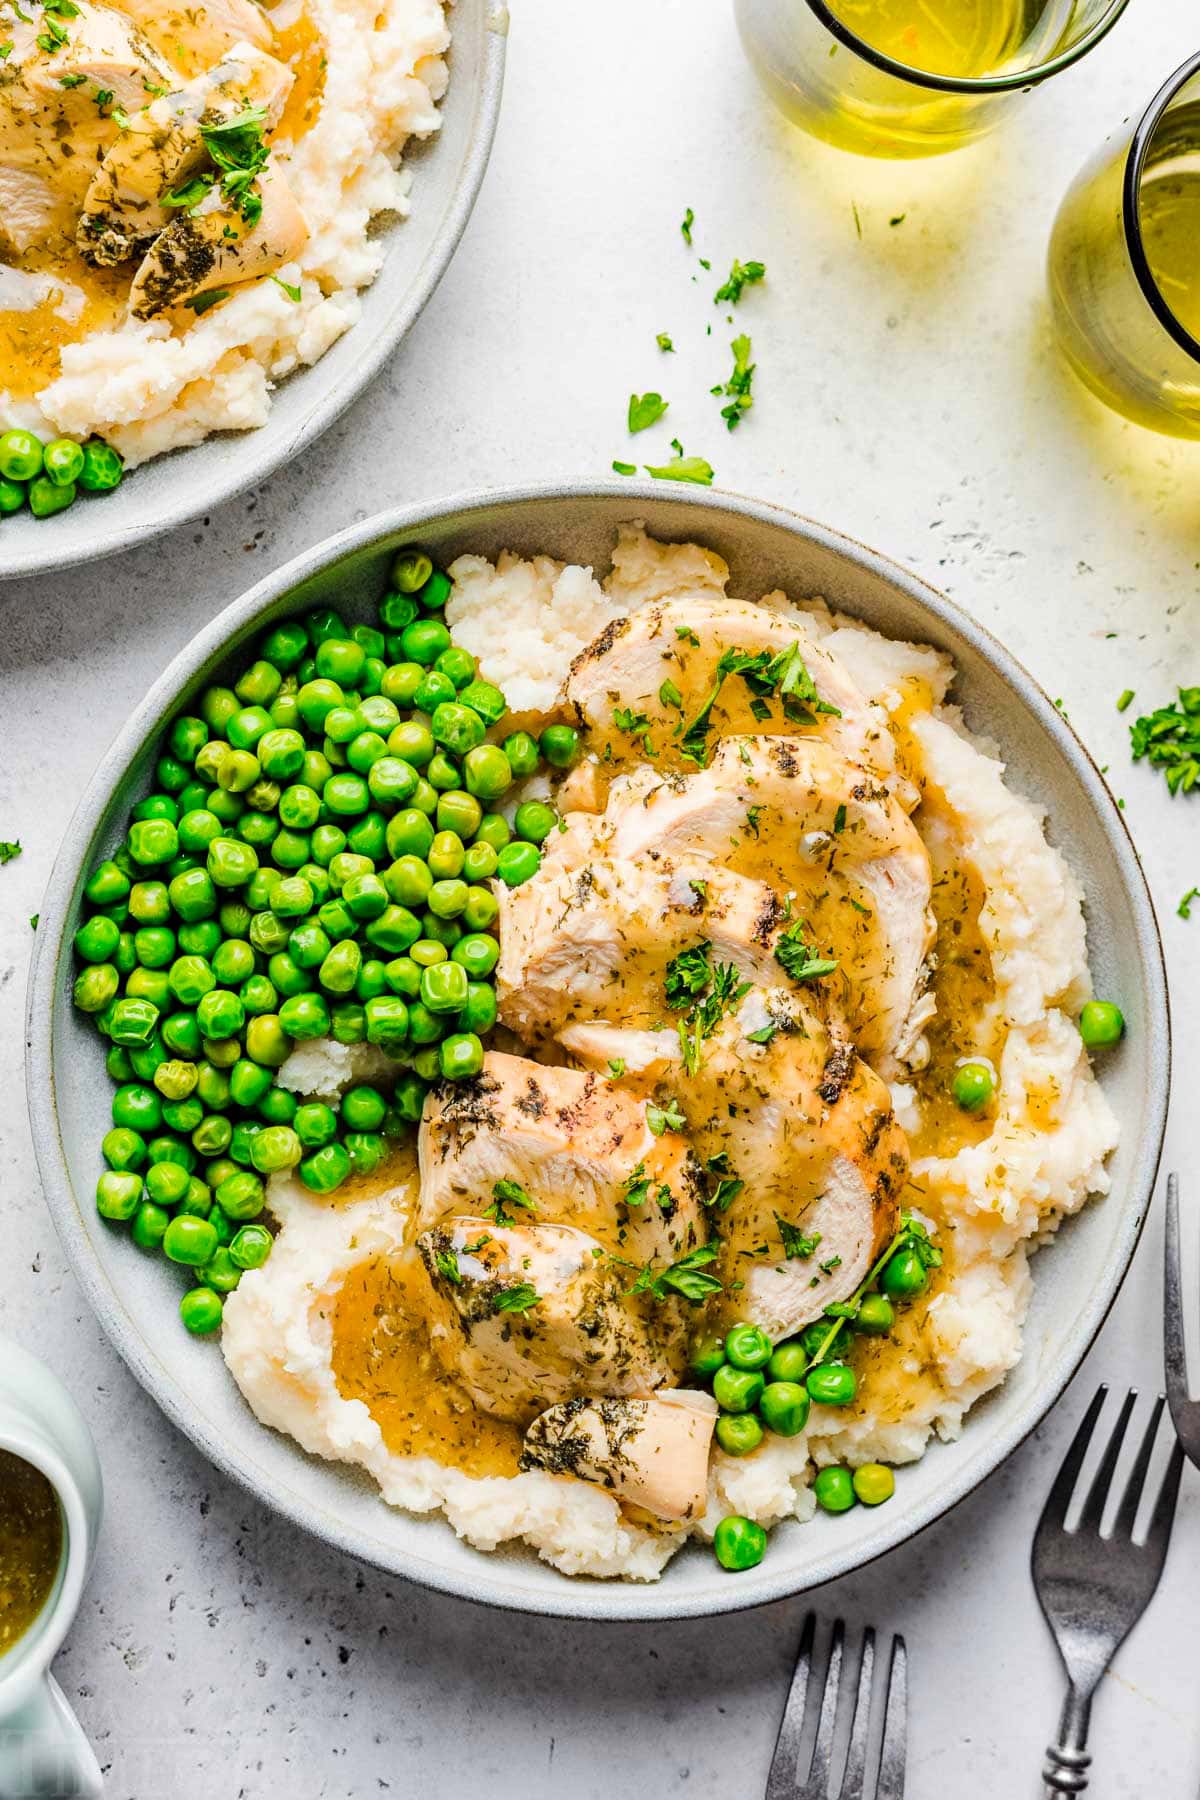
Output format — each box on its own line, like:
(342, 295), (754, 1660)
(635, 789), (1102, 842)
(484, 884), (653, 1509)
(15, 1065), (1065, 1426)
(766, 1614), (906, 1799)
(1164, 1175), (1200, 1467)
(1032, 1384), (1184, 1796)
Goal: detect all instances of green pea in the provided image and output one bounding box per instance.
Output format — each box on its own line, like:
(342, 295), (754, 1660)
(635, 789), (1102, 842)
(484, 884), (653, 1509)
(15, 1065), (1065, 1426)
(421, 912), (462, 948)
(277, 992), (330, 1040)
(106, 1046), (134, 1082)
(410, 938), (447, 969)
(690, 1334), (726, 1377)
(415, 671), (457, 715)
(346, 812), (387, 861)
(400, 618), (451, 666)
(177, 809), (222, 857)
(228, 1059), (275, 1108)
(41, 437), (83, 486)
(271, 829), (312, 870)
(496, 841), (540, 887)
(419, 960), (469, 1015)
(269, 953), (312, 999)
(245, 1014), (292, 1067)
(156, 757), (190, 794)
(206, 837), (258, 889)
(75, 915), (120, 964)
(338, 1086), (385, 1133)
(365, 904), (422, 954)
(294, 1102), (338, 1148)
(852, 1463), (895, 1506)
(390, 549), (434, 594)
(388, 720), (435, 768)
(102, 1126), (146, 1171)
(426, 753), (461, 794)
(250, 1126), (302, 1174)
(458, 679), (506, 726)
(0, 476), (24, 514)
(199, 1247), (242, 1295)
(855, 1294), (895, 1336)
(760, 1381), (811, 1437)
(1079, 1000), (1125, 1049)
(216, 1171), (266, 1220)
(463, 744), (513, 800)
(128, 818), (179, 865)
(162, 1096), (203, 1133)
(712, 1365), (764, 1413)
(0, 429), (43, 481)
(384, 957), (421, 998)
(258, 1086), (297, 1127)
(197, 989), (245, 1040)
(462, 842), (498, 883)
(319, 939), (363, 995)
(724, 1323), (773, 1371)
(288, 921), (332, 970)
(162, 1213), (219, 1266)
(439, 1032), (484, 1080)
(410, 778), (438, 817)
(74, 964), (119, 1013)
(240, 974), (278, 1017)
(462, 886), (500, 932)
(411, 1047), (441, 1080)
(77, 438), (124, 492)
(766, 1340), (808, 1383)
(278, 784), (320, 832)
(713, 1515), (766, 1572)
(539, 724), (579, 769)
(131, 1201), (170, 1251)
(180, 1287), (223, 1335)
(298, 1142), (351, 1195)
(364, 995), (409, 1048)
(112, 1083), (162, 1132)
(338, 872), (386, 920)
(96, 1169), (142, 1221)
(451, 933), (499, 979)
(427, 831), (465, 880)
(153, 1060), (198, 1103)
(951, 1061), (995, 1111)
(107, 996), (157, 1045)
(85, 860), (132, 908)
(145, 1159), (189, 1206)
(813, 1466), (857, 1514)
(436, 645), (475, 689)
(192, 1114), (233, 1157)
(879, 1247), (928, 1300)
(392, 1075), (429, 1123)
(218, 749), (262, 795)
(225, 706), (273, 752)
(385, 855), (433, 908)
(715, 1413), (764, 1456)
(435, 790), (483, 840)
(805, 1363), (857, 1408)
(462, 984), (497, 1034)
(322, 773), (368, 817)
(229, 1223), (273, 1270)
(356, 958), (389, 1000)
(501, 731), (539, 777)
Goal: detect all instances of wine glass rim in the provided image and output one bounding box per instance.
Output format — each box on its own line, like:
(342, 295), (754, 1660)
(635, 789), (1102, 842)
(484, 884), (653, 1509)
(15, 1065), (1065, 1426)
(1123, 49), (1200, 367)
(801, 0), (1132, 95)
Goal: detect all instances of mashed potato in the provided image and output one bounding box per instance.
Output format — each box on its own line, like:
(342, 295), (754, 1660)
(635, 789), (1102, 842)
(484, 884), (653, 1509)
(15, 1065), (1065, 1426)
(223, 527), (1118, 1581)
(13, 0), (449, 465)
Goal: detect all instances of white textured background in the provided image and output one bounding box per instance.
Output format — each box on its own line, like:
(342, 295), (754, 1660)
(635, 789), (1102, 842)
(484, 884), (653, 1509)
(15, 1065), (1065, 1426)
(3, 0), (1200, 1793)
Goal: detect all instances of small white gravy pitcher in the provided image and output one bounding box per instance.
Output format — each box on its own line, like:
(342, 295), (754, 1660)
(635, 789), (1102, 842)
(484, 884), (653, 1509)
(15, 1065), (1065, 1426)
(0, 1338), (103, 1799)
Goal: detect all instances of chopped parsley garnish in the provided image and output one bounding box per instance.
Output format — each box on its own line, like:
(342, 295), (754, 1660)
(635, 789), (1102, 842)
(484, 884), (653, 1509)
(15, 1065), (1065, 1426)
(688, 878), (708, 905)
(656, 332), (675, 352)
(718, 333), (755, 431)
(775, 920), (838, 984)
(819, 1254), (843, 1275)
(646, 1097), (686, 1136)
(607, 1057), (627, 1078)
(611, 460), (637, 476)
(36, 11), (69, 50)
(677, 639), (838, 768)
(627, 1243), (722, 1305)
(485, 1177), (535, 1226)
(1116, 688), (1135, 713)
(628, 391), (668, 434)
(776, 1215), (820, 1259)
(622, 1163), (651, 1208)
(0, 41), (12, 57)
(1129, 689), (1200, 796)
(676, 625), (701, 647)
(0, 840), (22, 864)
(680, 206), (695, 245)
(643, 453), (713, 486)
(192, 105), (271, 227)
(664, 942), (713, 1009)
(434, 1247), (461, 1286)
(745, 804), (762, 837)
(29, 914), (38, 931)
(163, 174), (215, 212)
(833, 803), (847, 833)
(184, 289), (230, 316)
(612, 705), (657, 754)
(713, 258), (765, 305)
(93, 87), (113, 111)
(58, 71), (85, 86)
(708, 1174), (744, 1212)
(1179, 887), (1199, 921)
(271, 275), (302, 303)
(746, 1023), (776, 1045)
(492, 1283), (540, 1315)
(659, 678), (683, 711)
(665, 943), (751, 1075)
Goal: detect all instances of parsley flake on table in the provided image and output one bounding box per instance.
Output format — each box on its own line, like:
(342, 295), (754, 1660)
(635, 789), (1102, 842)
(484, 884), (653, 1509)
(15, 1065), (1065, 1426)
(1129, 688), (1200, 795)
(681, 206), (695, 245)
(643, 453), (714, 486)
(0, 840), (22, 864)
(656, 332), (675, 353)
(611, 460), (637, 476)
(718, 333), (755, 430)
(1117, 688), (1135, 712)
(628, 392), (669, 434)
(1179, 887), (1199, 921)
(713, 258), (765, 305)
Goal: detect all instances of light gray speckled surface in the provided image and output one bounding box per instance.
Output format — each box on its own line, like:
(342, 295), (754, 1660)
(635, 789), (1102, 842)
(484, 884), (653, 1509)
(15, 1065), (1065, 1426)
(2, 0), (1199, 1792)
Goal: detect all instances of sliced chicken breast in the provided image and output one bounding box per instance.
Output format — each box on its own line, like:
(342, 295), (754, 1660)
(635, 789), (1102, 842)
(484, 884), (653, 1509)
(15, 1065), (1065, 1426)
(415, 1218), (691, 1422)
(129, 161), (306, 316)
(112, 0), (273, 75)
(497, 850), (790, 1045)
(606, 735), (935, 1061)
(418, 1052), (706, 1266)
(78, 43), (292, 267)
(0, 3), (172, 246)
(521, 1390), (717, 1522)
(564, 595), (892, 779)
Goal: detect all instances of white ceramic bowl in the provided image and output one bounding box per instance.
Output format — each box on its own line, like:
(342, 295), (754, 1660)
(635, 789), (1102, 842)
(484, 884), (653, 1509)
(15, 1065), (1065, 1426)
(0, 3), (505, 582)
(26, 485), (1170, 1620)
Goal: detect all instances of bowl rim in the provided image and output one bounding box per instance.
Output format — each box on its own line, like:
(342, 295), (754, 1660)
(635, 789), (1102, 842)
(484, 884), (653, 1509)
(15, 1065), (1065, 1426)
(0, 5), (507, 583)
(25, 482), (1171, 1621)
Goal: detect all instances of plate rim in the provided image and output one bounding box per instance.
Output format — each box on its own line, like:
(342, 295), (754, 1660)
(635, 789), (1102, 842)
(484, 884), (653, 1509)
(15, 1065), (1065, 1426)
(0, 3), (507, 583)
(25, 481), (1171, 1621)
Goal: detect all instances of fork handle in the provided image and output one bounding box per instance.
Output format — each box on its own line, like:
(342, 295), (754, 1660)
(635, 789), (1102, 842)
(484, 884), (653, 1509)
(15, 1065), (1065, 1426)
(1043, 1683), (1093, 1795)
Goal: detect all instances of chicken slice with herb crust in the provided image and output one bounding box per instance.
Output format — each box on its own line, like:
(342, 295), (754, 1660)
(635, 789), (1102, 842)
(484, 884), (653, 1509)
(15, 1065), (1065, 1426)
(128, 160), (306, 316)
(78, 42), (292, 267)
(606, 735), (935, 1062)
(521, 1391), (717, 1522)
(418, 1051), (706, 1267)
(414, 1218), (693, 1423)
(564, 594), (892, 779)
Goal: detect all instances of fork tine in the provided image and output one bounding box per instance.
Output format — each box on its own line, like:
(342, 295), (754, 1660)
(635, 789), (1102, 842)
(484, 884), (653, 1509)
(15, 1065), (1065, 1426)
(1143, 1437), (1186, 1563)
(766, 1613), (815, 1800)
(1075, 1388), (1137, 1534)
(836, 1627), (874, 1800)
(1164, 1176), (1191, 1429)
(1036, 1385), (1109, 1535)
(1111, 1395), (1166, 1539)
(875, 1635), (907, 1800)
(799, 1619), (845, 1800)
